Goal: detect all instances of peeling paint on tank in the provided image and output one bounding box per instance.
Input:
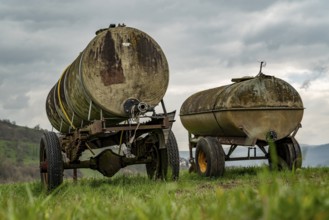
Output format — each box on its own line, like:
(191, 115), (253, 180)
(98, 31), (125, 86)
(46, 26), (169, 131)
(180, 74), (304, 141)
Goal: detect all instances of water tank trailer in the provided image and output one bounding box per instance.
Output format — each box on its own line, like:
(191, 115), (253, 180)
(180, 63), (304, 177)
(40, 25), (179, 191)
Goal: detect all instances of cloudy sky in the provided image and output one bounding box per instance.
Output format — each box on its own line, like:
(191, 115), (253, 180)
(1, 0), (329, 149)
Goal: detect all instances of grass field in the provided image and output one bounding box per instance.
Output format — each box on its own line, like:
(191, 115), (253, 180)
(0, 167), (328, 220)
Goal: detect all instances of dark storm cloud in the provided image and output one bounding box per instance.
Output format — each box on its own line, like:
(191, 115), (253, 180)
(2, 94), (29, 110)
(0, 1), (95, 33)
(300, 66), (328, 90)
(0, 44), (64, 65)
(244, 20), (329, 50)
(243, 1), (329, 49)
(0, 0), (329, 145)
(217, 0), (276, 11)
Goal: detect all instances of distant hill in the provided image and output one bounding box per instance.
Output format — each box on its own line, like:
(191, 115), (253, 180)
(0, 119), (44, 183)
(0, 119), (43, 143)
(0, 119), (86, 183)
(301, 144), (329, 167)
(0, 119), (43, 163)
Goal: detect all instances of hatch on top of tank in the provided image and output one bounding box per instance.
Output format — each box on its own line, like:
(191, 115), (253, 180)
(231, 61), (273, 83)
(231, 76), (254, 83)
(231, 73), (274, 83)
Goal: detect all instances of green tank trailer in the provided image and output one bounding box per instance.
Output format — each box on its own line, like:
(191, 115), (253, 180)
(180, 63), (304, 177)
(40, 25), (179, 191)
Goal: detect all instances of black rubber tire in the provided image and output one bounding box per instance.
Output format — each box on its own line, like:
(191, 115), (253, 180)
(195, 137), (225, 177)
(146, 130), (180, 181)
(146, 144), (163, 180)
(269, 137), (302, 170)
(290, 137), (302, 169)
(166, 130), (180, 181)
(146, 130), (167, 180)
(40, 131), (63, 191)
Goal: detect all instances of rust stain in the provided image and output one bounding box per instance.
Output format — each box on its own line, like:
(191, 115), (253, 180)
(181, 76), (303, 116)
(98, 31), (125, 86)
(136, 34), (162, 74)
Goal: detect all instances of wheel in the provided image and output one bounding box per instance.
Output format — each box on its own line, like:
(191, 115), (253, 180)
(146, 130), (179, 181)
(39, 131), (63, 191)
(145, 130), (167, 180)
(146, 143), (162, 180)
(268, 137), (302, 170)
(195, 137), (225, 177)
(166, 130), (180, 180)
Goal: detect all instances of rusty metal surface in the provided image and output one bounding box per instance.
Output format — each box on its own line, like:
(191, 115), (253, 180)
(46, 26), (169, 132)
(82, 27), (168, 116)
(180, 74), (304, 141)
(87, 117), (170, 135)
(94, 150), (122, 177)
(46, 85), (67, 132)
(59, 112), (174, 162)
(40, 161), (47, 173)
(218, 136), (257, 146)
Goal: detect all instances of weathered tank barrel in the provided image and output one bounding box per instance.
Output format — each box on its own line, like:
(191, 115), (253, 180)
(180, 74), (304, 141)
(46, 26), (169, 133)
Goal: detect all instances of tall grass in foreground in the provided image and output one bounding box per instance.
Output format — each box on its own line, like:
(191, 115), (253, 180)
(0, 167), (328, 220)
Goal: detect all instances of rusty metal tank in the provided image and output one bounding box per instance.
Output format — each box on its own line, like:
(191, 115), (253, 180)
(46, 25), (169, 133)
(180, 73), (304, 142)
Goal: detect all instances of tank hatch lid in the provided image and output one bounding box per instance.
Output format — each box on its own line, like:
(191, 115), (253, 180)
(231, 76), (254, 83)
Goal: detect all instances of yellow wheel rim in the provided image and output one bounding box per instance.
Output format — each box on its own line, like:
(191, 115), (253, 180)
(198, 150), (207, 173)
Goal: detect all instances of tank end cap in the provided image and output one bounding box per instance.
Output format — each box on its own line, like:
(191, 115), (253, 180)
(123, 99), (140, 114)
